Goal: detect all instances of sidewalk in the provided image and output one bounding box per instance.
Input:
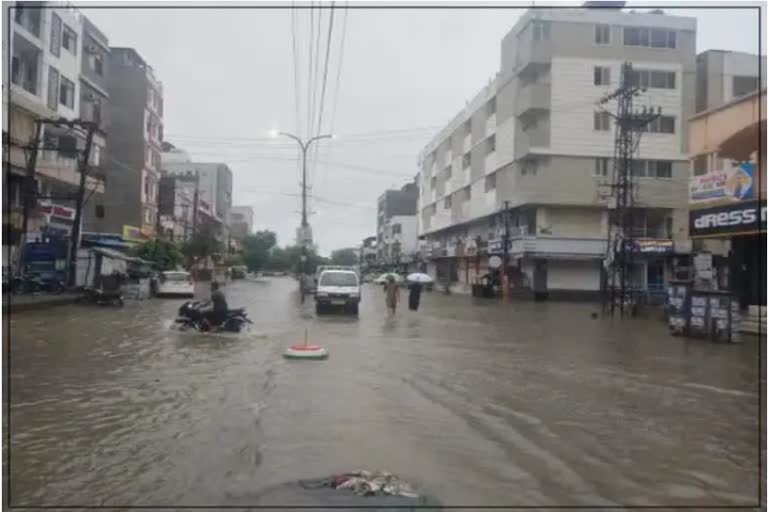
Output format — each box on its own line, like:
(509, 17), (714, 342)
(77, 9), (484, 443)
(2, 292), (81, 314)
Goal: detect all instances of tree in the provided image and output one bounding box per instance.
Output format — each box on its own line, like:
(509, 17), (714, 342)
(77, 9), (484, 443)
(330, 247), (359, 266)
(242, 230), (277, 272)
(180, 224), (223, 267)
(134, 239), (183, 271)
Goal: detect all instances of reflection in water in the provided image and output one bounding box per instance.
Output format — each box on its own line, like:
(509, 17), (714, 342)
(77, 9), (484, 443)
(6, 278), (761, 507)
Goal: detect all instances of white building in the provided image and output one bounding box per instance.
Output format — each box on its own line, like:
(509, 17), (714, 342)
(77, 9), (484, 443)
(417, 7), (696, 299)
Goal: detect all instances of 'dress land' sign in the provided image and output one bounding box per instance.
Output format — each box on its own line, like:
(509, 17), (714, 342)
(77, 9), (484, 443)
(689, 200), (766, 237)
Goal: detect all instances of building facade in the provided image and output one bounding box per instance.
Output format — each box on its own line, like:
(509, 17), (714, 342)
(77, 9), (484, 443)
(688, 89), (766, 313)
(157, 173), (195, 242)
(163, 161), (233, 242)
(101, 47), (163, 238)
(229, 206), (254, 240)
(377, 181), (418, 267)
(417, 8), (696, 298)
(2, 2), (109, 273)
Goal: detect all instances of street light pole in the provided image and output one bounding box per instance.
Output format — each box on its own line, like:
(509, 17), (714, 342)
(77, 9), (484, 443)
(272, 130), (333, 299)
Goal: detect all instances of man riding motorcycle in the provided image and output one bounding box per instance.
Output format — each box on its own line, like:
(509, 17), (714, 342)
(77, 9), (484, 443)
(201, 281), (228, 330)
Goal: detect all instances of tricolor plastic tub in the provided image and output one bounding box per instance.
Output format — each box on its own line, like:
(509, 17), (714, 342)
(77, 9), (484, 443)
(283, 344), (329, 360)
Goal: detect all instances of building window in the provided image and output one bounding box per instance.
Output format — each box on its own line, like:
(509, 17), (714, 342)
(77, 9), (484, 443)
(521, 160), (537, 176)
(594, 66), (611, 86)
(62, 25), (77, 55)
(665, 217), (673, 238)
(12, 49), (40, 95)
(392, 223), (402, 235)
(624, 27), (675, 49)
(50, 14), (62, 57)
(645, 115), (675, 134)
(59, 76), (75, 108)
(91, 54), (104, 76)
(462, 153), (471, 169)
(733, 75), (759, 98)
(444, 165), (452, 179)
(631, 160), (673, 178)
(486, 134), (496, 154)
(532, 20), (551, 41)
(627, 69), (675, 90)
(430, 176), (436, 189)
(594, 157), (610, 177)
(595, 23), (610, 45)
(463, 119), (471, 136)
(463, 186), (472, 201)
(484, 173), (497, 192)
(14, 6), (41, 37)
(693, 155), (708, 176)
(444, 195), (452, 209)
(486, 97), (496, 116)
(47, 66), (59, 111)
(594, 111), (611, 131)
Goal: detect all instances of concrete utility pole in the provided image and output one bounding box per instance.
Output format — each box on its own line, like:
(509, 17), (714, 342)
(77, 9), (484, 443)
(272, 130), (333, 300)
(17, 120), (43, 277)
(598, 62), (661, 316)
(67, 121), (98, 286)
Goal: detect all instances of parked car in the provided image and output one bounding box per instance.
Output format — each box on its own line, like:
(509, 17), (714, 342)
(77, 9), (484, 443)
(315, 269), (361, 316)
(230, 265), (248, 279)
(155, 271), (194, 297)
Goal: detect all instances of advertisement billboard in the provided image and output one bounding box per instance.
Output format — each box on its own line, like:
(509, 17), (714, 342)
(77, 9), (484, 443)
(689, 162), (756, 204)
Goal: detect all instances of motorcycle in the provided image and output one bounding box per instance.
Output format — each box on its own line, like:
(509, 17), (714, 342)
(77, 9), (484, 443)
(175, 301), (252, 333)
(76, 287), (125, 307)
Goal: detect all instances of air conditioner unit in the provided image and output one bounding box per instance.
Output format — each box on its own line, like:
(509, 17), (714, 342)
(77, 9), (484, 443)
(86, 44), (99, 54)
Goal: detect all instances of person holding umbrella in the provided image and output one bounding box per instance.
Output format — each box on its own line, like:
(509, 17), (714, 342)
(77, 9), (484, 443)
(406, 272), (433, 311)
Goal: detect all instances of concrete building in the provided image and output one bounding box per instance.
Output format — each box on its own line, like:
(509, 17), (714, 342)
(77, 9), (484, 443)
(688, 89), (766, 318)
(377, 181), (418, 267)
(417, 7), (696, 298)
(2, 2), (108, 272)
(157, 173), (195, 242)
(696, 50), (766, 114)
(163, 161), (233, 242)
(229, 206), (254, 240)
(79, 15), (110, 234)
(101, 47), (163, 238)
(359, 235), (378, 271)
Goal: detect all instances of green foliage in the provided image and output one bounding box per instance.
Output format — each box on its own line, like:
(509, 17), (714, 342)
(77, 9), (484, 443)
(330, 247), (359, 266)
(133, 239), (183, 271)
(242, 230), (277, 272)
(180, 225), (223, 265)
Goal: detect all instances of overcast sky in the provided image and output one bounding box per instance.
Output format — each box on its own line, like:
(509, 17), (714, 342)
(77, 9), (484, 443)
(86, 2), (764, 255)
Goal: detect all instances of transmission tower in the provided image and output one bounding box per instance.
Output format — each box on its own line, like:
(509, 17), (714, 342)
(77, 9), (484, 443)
(598, 62), (661, 316)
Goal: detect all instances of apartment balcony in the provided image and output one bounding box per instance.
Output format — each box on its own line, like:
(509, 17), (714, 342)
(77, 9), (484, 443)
(463, 134), (471, 154)
(485, 113), (496, 136)
(514, 37), (552, 78)
(516, 83), (551, 118)
(484, 152), (497, 175)
(462, 167), (471, 187)
(508, 236), (607, 259)
(515, 127), (550, 158)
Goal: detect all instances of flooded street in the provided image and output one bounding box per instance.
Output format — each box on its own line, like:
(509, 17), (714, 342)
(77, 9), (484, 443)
(6, 276), (761, 507)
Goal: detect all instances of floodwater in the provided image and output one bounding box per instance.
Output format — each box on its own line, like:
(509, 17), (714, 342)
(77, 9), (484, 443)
(5, 277), (762, 507)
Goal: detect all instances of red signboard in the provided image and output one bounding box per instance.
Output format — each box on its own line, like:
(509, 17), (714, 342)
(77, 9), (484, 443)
(39, 204), (75, 220)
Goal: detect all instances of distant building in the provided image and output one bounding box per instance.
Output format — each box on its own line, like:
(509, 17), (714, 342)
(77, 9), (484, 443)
(229, 206), (254, 240)
(360, 235), (378, 270)
(158, 173), (195, 242)
(101, 47), (164, 238)
(377, 180), (418, 266)
(696, 50), (766, 114)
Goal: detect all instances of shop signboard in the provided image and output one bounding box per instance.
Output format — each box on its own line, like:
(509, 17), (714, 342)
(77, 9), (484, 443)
(689, 200), (766, 237)
(631, 239), (674, 254)
(689, 162), (756, 204)
(122, 225), (146, 243)
(38, 203), (75, 221)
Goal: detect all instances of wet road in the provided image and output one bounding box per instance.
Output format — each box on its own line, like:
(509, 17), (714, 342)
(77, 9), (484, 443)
(6, 277), (762, 507)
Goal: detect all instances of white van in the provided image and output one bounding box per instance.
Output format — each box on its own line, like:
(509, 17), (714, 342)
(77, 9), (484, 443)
(315, 269), (361, 315)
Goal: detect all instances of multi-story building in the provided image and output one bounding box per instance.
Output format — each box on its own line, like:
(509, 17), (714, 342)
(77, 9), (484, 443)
(163, 161), (233, 242)
(688, 88), (765, 318)
(359, 235), (378, 271)
(417, 7), (696, 299)
(2, 2), (107, 272)
(101, 47), (163, 238)
(377, 181), (418, 266)
(229, 206), (254, 240)
(79, 15), (110, 233)
(157, 173), (195, 242)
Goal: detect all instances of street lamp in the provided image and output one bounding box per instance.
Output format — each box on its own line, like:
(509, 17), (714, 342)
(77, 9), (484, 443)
(272, 130), (334, 300)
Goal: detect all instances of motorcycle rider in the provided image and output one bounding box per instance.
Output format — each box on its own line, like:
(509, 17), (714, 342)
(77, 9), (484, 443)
(201, 281), (229, 330)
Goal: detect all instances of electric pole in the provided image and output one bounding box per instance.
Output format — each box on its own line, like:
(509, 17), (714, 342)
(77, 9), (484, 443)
(598, 62), (661, 316)
(502, 200), (510, 298)
(17, 120), (43, 277)
(67, 121), (98, 286)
